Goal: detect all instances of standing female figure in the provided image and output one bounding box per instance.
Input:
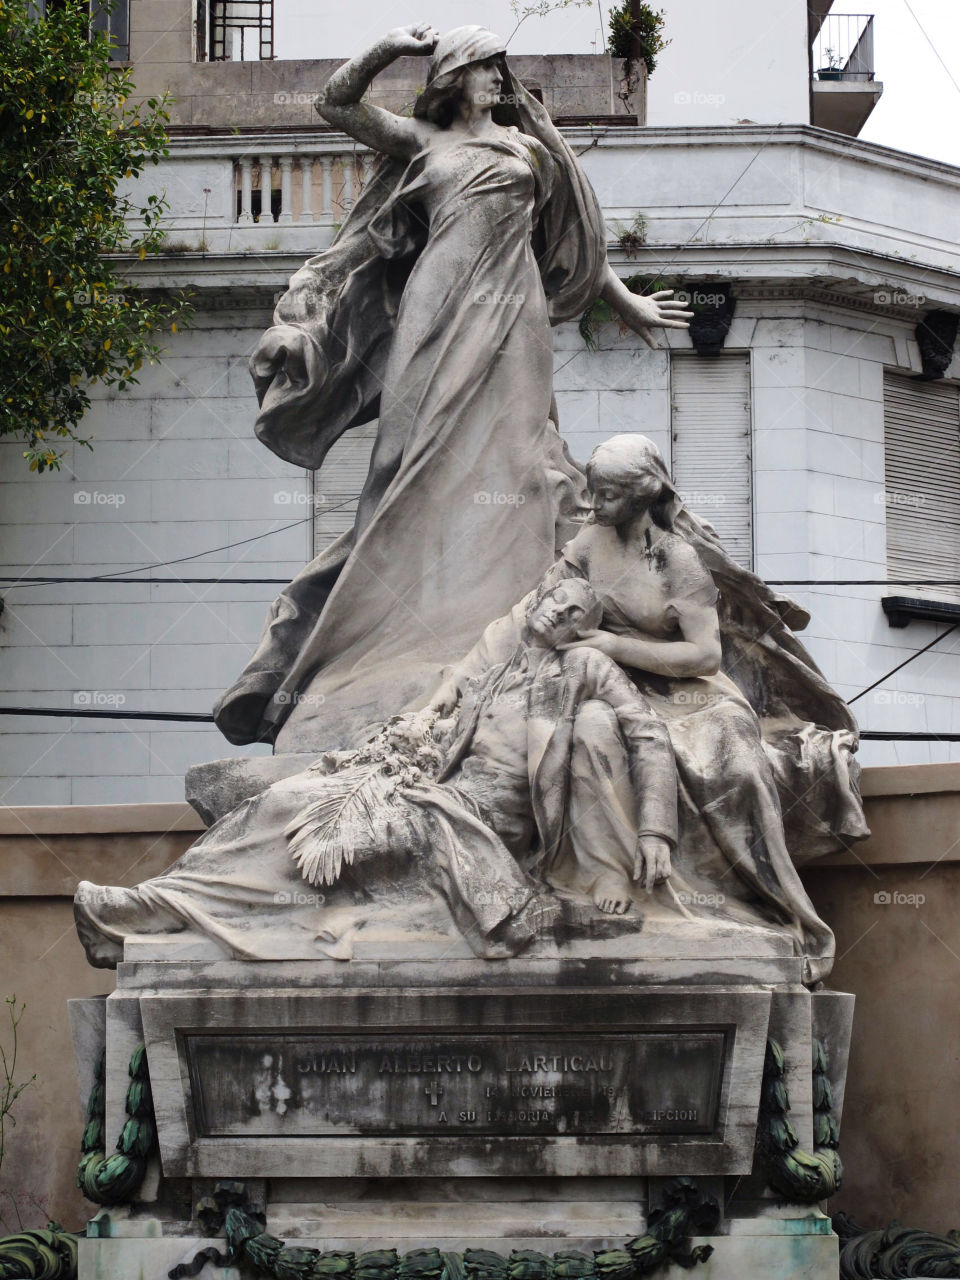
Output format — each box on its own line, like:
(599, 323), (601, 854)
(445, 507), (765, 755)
(214, 24), (689, 751)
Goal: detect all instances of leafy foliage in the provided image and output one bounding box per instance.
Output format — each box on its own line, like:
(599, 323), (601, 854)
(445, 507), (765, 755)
(579, 274), (668, 350)
(0, 0), (190, 472)
(607, 3), (670, 74)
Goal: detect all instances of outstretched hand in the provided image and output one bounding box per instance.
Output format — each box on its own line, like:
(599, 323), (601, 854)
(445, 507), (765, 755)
(386, 23), (440, 57)
(616, 289), (694, 350)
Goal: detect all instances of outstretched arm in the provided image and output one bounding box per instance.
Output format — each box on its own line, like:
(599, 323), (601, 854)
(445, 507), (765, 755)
(317, 24), (438, 160)
(599, 263), (693, 350)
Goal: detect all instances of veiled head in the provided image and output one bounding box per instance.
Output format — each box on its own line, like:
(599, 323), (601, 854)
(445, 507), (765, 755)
(586, 434), (676, 528)
(427, 25), (505, 80)
(414, 26), (507, 126)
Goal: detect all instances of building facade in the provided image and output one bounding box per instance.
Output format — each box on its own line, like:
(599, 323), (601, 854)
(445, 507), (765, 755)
(3, 0), (960, 805)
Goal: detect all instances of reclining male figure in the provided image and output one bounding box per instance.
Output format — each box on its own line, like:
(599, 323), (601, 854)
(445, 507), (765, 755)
(74, 580), (679, 967)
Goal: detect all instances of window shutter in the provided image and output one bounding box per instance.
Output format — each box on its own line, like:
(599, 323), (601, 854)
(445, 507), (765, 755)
(670, 353), (753, 568)
(884, 372), (960, 600)
(90, 0), (129, 60)
(312, 423), (379, 554)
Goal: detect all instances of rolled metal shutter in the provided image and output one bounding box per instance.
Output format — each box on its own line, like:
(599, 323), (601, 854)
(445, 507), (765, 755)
(312, 423), (379, 553)
(670, 353), (753, 568)
(884, 372), (960, 600)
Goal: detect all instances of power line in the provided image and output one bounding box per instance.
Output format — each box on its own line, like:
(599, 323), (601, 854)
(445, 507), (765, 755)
(0, 492), (361, 590)
(0, 706), (957, 742)
(0, 517), (310, 589)
(902, 0), (960, 97)
(848, 623), (959, 705)
(6, 575), (960, 589)
(0, 705), (214, 722)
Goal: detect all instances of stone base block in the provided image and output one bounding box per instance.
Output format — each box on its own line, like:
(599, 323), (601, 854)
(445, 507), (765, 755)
(79, 1236), (241, 1279)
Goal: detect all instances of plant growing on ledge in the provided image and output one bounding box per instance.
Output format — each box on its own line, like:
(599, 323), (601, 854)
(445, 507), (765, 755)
(0, 0), (191, 472)
(607, 2), (670, 75)
(579, 273), (668, 349)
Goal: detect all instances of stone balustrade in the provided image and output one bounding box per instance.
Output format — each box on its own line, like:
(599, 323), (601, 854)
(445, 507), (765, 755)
(234, 147), (370, 226)
(127, 125), (960, 286)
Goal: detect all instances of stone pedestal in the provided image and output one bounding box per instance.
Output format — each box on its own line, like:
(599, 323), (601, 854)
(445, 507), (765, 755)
(74, 948), (853, 1280)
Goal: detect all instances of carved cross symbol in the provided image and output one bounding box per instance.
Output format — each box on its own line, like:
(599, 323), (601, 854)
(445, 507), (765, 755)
(425, 1080), (443, 1106)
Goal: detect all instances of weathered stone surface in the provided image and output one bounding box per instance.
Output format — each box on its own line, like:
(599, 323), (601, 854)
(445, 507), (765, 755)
(67, 994), (106, 1109)
(139, 981), (771, 1179)
(184, 753), (313, 825)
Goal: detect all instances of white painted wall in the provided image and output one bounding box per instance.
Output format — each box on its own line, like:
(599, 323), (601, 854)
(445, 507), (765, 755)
(646, 0), (811, 129)
(0, 312), (306, 805)
(5, 121), (960, 801)
(3, 300), (960, 802)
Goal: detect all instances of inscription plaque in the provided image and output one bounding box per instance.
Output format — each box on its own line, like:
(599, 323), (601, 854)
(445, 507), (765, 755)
(186, 1031), (725, 1138)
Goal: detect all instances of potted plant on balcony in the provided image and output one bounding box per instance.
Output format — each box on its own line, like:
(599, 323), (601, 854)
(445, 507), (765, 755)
(817, 48), (845, 81)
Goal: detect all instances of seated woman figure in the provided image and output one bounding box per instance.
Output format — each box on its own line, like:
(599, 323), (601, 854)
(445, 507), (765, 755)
(440, 434), (869, 983)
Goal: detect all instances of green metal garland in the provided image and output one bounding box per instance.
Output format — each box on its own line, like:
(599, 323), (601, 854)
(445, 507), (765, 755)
(755, 1037), (843, 1201)
(0, 1224), (78, 1279)
(834, 1213), (960, 1278)
(169, 1178), (721, 1280)
(76, 1042), (156, 1206)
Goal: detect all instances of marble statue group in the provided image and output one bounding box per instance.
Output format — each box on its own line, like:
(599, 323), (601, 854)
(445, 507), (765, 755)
(75, 24), (868, 982)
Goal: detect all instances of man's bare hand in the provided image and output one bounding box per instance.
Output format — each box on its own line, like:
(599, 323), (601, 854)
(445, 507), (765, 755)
(633, 835), (672, 892)
(427, 676), (459, 717)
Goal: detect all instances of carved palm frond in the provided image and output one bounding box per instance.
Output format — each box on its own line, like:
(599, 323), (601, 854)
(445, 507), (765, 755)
(285, 765), (393, 888)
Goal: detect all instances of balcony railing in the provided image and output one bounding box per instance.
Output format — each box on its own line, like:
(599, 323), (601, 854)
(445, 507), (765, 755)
(813, 13), (876, 82)
(233, 147), (369, 225)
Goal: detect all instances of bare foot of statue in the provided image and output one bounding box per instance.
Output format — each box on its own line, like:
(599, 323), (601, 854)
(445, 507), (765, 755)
(593, 874), (633, 915)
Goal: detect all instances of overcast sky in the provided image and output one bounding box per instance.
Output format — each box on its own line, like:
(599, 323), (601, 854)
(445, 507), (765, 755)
(273, 0), (960, 168)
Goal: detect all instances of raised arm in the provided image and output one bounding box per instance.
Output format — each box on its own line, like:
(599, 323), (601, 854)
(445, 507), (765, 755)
(317, 24), (438, 160)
